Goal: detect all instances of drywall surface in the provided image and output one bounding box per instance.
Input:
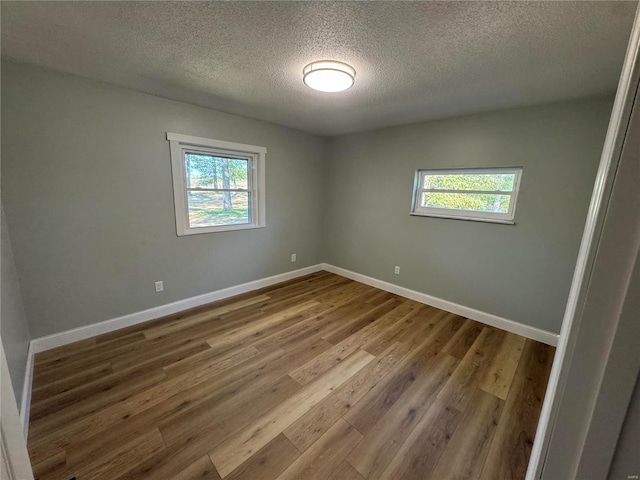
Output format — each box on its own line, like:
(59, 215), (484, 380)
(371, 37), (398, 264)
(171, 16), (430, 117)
(1, 62), (327, 337)
(324, 96), (613, 333)
(1, 208), (32, 405)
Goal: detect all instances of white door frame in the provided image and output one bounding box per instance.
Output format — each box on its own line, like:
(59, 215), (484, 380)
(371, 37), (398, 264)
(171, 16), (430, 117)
(526, 5), (640, 479)
(0, 341), (35, 480)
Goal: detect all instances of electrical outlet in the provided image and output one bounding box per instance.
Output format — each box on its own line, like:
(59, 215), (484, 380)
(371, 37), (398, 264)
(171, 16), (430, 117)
(291, 253), (297, 262)
(394, 266), (400, 275)
(155, 281), (164, 292)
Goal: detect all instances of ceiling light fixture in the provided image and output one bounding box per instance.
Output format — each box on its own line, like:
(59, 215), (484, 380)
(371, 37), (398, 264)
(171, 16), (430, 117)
(303, 60), (355, 93)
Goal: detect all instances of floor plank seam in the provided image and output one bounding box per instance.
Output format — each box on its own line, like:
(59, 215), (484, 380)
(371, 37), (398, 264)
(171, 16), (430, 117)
(27, 273), (555, 480)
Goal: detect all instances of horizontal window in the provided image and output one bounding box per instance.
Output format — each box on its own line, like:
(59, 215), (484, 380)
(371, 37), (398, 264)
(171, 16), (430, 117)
(167, 133), (266, 235)
(411, 167), (522, 224)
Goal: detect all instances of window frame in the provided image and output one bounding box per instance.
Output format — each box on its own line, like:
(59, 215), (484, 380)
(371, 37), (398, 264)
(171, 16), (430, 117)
(167, 132), (266, 236)
(410, 167), (522, 224)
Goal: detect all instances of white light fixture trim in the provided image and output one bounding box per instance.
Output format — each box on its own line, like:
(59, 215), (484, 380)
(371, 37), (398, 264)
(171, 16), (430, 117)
(303, 60), (355, 92)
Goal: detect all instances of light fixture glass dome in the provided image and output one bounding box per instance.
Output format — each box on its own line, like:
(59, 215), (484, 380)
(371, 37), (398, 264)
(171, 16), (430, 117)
(303, 60), (355, 93)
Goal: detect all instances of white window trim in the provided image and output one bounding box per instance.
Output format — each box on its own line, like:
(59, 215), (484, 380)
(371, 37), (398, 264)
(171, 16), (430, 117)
(167, 132), (266, 236)
(410, 167), (522, 224)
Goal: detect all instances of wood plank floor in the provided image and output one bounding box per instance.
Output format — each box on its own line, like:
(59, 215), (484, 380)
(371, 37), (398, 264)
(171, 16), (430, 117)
(28, 272), (555, 480)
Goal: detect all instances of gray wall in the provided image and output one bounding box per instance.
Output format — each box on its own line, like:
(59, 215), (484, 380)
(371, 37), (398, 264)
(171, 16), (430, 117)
(1, 208), (32, 405)
(1, 61), (614, 340)
(1, 62), (327, 338)
(324, 96), (613, 334)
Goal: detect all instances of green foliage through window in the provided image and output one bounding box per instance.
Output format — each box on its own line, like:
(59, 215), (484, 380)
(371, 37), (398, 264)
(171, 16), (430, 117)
(422, 192), (510, 213)
(412, 168), (522, 222)
(424, 173), (515, 192)
(185, 153), (250, 226)
(185, 153), (248, 190)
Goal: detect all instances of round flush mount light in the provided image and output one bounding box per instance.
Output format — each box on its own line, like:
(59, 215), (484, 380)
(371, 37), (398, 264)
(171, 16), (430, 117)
(303, 60), (355, 93)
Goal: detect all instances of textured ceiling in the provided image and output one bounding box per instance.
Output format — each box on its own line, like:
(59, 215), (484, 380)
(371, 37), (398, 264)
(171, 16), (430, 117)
(1, 1), (637, 136)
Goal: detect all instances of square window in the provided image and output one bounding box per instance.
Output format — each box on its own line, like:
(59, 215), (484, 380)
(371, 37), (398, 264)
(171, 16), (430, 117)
(167, 133), (266, 235)
(410, 167), (522, 224)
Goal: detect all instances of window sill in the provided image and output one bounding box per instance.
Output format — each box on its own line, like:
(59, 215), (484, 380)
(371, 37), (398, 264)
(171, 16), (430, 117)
(177, 223), (266, 236)
(409, 212), (515, 225)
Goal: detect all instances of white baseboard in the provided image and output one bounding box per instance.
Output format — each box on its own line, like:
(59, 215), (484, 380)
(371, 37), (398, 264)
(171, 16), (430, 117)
(20, 263), (323, 435)
(20, 261), (557, 435)
(29, 264), (324, 355)
(19, 342), (34, 440)
(322, 263), (559, 346)
(27, 262), (558, 354)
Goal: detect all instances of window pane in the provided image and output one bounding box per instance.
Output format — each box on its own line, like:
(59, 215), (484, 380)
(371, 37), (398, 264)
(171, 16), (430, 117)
(424, 173), (515, 192)
(422, 192), (511, 213)
(185, 153), (249, 190)
(187, 191), (250, 227)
